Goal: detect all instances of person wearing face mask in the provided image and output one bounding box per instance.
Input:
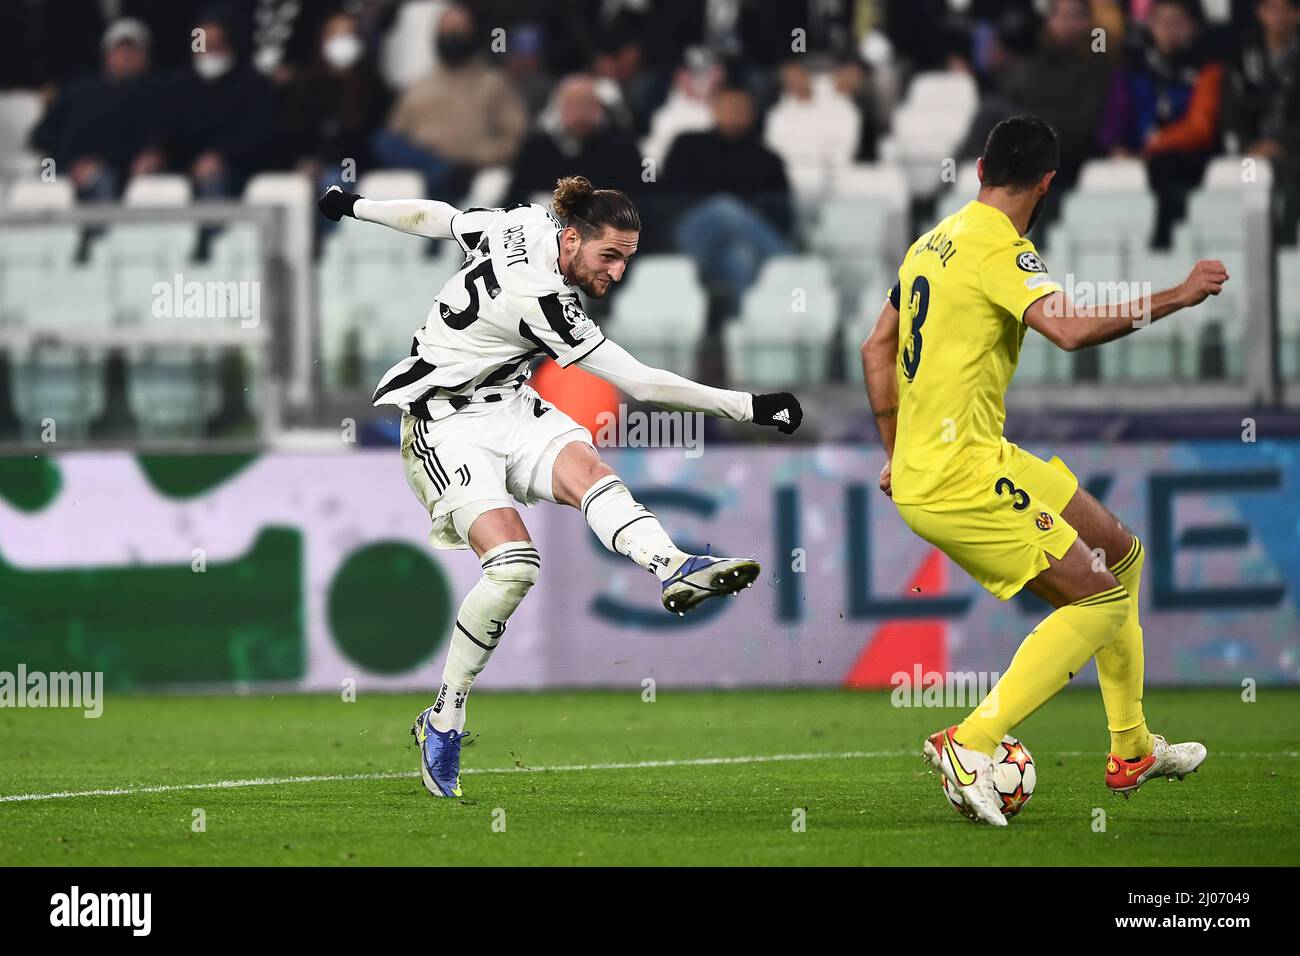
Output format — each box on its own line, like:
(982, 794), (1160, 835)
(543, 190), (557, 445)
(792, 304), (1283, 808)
(282, 11), (390, 189)
(143, 16), (278, 197)
(371, 3), (527, 200)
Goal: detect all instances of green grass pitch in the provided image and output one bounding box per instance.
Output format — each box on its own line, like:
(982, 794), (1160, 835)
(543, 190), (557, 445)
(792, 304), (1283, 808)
(2, 688), (1297, 866)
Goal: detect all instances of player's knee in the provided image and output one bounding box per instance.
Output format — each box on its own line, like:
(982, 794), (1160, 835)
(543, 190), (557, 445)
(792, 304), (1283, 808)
(481, 541), (540, 601)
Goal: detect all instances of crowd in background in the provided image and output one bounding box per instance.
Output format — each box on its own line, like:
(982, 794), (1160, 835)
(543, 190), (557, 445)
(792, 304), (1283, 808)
(4, 0), (1299, 317)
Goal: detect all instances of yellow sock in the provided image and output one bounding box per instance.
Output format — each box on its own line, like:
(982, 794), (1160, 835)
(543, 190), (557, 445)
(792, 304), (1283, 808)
(1096, 537), (1153, 759)
(957, 586), (1131, 756)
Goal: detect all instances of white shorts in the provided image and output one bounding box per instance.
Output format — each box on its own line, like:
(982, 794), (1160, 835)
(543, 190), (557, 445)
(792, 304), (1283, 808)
(400, 385), (592, 550)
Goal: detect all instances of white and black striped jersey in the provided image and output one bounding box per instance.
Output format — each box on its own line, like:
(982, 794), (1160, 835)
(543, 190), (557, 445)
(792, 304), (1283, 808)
(370, 203), (605, 422)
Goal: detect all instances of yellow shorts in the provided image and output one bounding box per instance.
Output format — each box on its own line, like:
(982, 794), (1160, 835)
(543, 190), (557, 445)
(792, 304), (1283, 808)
(895, 441), (1081, 601)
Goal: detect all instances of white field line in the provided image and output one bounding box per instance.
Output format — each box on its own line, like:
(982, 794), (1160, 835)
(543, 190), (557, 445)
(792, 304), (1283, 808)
(2, 748), (1296, 805)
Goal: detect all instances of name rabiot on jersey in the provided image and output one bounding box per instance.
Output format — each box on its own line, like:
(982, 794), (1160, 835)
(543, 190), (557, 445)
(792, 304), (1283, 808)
(371, 203), (605, 422)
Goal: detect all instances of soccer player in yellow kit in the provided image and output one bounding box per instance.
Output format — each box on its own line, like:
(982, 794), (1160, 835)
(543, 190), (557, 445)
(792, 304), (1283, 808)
(862, 116), (1227, 826)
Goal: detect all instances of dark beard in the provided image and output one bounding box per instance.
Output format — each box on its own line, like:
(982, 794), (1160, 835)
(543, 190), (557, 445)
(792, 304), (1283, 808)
(1026, 194), (1047, 236)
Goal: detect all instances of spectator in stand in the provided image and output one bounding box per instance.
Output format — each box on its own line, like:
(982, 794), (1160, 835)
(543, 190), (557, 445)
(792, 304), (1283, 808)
(1098, 0), (1223, 246)
(136, 14), (278, 198)
(663, 83), (792, 318)
(831, 56), (882, 162)
(504, 75), (644, 206)
(1224, 0), (1300, 239)
(30, 19), (162, 201)
(282, 10), (389, 191)
(1001, 0), (1115, 192)
(371, 3), (526, 201)
(765, 59), (863, 172)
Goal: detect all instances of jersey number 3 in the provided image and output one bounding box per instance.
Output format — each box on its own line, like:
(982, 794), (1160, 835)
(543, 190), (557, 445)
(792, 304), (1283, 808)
(901, 275), (930, 382)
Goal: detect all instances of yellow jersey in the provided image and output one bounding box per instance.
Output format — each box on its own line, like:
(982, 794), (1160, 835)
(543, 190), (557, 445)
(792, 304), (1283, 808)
(887, 200), (1061, 505)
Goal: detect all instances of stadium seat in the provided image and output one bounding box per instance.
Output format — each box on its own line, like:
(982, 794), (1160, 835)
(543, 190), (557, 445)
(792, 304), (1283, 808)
(603, 255), (707, 377)
(326, 171), (432, 267)
(1077, 158), (1148, 192)
(465, 166), (509, 209)
(4, 178), (75, 210)
(123, 174), (192, 206)
(0, 91), (43, 180)
(880, 71), (977, 199)
(357, 169), (425, 201)
(1203, 154), (1273, 191)
(879, 113), (965, 198)
(318, 241), (460, 389)
(812, 164), (907, 305)
(724, 256), (838, 385)
(124, 346), (222, 439)
(1279, 247), (1300, 381)
(933, 160), (981, 221)
(9, 343), (107, 441)
(904, 72), (978, 117)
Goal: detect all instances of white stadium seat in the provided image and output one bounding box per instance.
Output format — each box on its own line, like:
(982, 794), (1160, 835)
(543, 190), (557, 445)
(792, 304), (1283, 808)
(123, 174), (192, 206)
(1279, 247), (1300, 381)
(1077, 158), (1148, 192)
(603, 255), (707, 377)
(0, 91), (43, 179)
(724, 256), (838, 385)
(5, 178), (75, 209)
(357, 169), (425, 200)
(1203, 154), (1273, 191)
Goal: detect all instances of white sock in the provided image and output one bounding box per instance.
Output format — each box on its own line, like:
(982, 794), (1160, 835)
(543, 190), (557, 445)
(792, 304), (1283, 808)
(430, 540), (539, 733)
(580, 475), (686, 581)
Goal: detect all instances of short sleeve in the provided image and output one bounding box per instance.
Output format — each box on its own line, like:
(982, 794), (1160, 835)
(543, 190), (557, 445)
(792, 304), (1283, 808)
(520, 292), (605, 367)
(981, 243), (1062, 323)
(887, 281), (901, 310)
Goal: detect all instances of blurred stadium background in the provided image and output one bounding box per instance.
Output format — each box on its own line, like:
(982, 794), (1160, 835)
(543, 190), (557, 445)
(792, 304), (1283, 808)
(0, 0), (1296, 695)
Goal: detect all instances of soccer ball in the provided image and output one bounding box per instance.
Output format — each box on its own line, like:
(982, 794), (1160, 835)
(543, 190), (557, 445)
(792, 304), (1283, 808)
(942, 735), (1037, 819)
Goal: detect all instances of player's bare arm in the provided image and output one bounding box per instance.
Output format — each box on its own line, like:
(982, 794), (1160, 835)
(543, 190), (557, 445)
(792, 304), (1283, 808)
(1024, 258), (1229, 351)
(861, 297), (901, 496)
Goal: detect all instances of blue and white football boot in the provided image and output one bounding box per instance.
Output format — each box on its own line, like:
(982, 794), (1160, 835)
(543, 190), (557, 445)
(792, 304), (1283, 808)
(411, 706), (469, 798)
(661, 555), (761, 616)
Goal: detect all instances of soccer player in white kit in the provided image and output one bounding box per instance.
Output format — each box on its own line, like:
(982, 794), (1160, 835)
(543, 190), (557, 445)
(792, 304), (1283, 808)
(319, 176), (803, 797)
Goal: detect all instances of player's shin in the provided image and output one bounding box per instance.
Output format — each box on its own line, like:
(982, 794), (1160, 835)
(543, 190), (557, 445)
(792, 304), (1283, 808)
(430, 541), (540, 733)
(1095, 537), (1152, 759)
(956, 589), (1132, 755)
(580, 474), (686, 580)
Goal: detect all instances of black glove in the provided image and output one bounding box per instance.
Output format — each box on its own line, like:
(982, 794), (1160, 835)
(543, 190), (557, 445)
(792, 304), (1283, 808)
(752, 392), (803, 435)
(318, 185), (361, 222)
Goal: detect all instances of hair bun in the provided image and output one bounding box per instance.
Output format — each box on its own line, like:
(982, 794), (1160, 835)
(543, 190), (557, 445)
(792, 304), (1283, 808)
(552, 175), (594, 220)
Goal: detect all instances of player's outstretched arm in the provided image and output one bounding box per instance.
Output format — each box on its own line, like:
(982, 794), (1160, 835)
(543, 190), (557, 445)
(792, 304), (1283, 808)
(1024, 259), (1229, 352)
(576, 339), (802, 434)
(317, 185), (460, 239)
(862, 298), (900, 496)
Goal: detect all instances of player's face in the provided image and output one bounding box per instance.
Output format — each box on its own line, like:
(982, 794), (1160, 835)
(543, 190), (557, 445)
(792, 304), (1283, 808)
(568, 227), (638, 298)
